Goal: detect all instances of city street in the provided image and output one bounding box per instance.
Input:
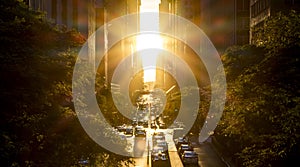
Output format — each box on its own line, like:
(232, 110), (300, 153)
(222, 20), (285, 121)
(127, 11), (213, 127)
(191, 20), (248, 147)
(124, 127), (227, 167)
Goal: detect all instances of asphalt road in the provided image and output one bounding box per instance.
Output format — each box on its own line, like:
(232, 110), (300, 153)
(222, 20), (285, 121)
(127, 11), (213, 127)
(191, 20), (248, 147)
(125, 129), (227, 167)
(193, 142), (227, 167)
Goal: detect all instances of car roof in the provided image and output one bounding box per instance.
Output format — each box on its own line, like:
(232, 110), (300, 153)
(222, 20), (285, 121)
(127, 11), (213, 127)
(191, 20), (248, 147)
(152, 146), (165, 152)
(183, 150), (197, 154)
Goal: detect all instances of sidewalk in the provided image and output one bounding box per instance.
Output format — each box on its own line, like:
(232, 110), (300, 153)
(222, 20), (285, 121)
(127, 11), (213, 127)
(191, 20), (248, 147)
(188, 135), (236, 167)
(208, 136), (236, 167)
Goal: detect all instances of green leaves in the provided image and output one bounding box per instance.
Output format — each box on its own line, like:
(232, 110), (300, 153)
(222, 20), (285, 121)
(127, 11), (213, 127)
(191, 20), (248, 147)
(216, 12), (300, 165)
(0, 1), (129, 166)
(252, 10), (300, 55)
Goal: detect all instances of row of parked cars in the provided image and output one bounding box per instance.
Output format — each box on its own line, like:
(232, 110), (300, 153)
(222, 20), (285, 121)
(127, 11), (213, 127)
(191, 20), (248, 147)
(174, 136), (199, 165)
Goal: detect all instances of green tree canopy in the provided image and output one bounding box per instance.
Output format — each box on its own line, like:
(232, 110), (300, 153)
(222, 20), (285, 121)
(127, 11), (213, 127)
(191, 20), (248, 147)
(0, 0), (131, 166)
(252, 10), (300, 54)
(215, 10), (300, 167)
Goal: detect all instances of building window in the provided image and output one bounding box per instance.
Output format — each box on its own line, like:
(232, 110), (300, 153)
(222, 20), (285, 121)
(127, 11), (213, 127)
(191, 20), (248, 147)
(251, 0), (270, 18)
(51, 0), (57, 20)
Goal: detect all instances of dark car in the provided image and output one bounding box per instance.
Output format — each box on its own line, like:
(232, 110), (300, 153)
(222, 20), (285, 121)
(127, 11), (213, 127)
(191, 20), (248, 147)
(151, 122), (157, 129)
(175, 137), (189, 148)
(135, 129), (146, 137)
(181, 150), (198, 164)
(152, 152), (167, 161)
(125, 126), (133, 136)
(153, 140), (168, 151)
(132, 120), (138, 126)
(178, 144), (193, 155)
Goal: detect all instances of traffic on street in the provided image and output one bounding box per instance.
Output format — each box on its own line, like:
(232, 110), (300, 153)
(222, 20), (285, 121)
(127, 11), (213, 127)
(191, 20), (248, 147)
(110, 91), (227, 167)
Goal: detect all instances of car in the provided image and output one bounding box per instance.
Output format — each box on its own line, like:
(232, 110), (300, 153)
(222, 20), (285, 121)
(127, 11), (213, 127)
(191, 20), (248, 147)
(151, 152), (168, 161)
(175, 137), (189, 148)
(78, 157), (89, 166)
(115, 124), (126, 133)
(143, 121), (149, 128)
(151, 122), (157, 129)
(135, 125), (144, 132)
(138, 120), (144, 126)
(178, 144), (193, 155)
(181, 150), (198, 164)
(153, 140), (168, 151)
(151, 152), (169, 167)
(153, 131), (164, 136)
(152, 134), (165, 142)
(152, 146), (167, 154)
(125, 126), (133, 136)
(159, 122), (166, 129)
(132, 120), (138, 126)
(151, 153), (160, 162)
(135, 129), (146, 137)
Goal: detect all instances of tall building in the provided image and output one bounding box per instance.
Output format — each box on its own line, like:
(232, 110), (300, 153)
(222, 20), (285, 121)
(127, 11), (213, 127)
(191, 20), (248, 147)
(158, 0), (180, 90)
(27, 0), (142, 91)
(178, 0), (201, 26)
(250, 0), (300, 44)
(157, 0), (209, 89)
(200, 0), (250, 53)
(27, 0), (99, 38)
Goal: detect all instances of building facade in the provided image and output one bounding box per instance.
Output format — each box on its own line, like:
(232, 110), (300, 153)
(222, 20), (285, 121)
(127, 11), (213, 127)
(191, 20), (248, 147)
(157, 0), (209, 89)
(27, 0), (99, 38)
(27, 0), (142, 90)
(200, 0), (250, 54)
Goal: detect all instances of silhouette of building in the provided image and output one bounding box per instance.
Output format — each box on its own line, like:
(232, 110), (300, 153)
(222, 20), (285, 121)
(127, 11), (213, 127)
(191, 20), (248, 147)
(200, 0), (250, 54)
(27, 0), (142, 90)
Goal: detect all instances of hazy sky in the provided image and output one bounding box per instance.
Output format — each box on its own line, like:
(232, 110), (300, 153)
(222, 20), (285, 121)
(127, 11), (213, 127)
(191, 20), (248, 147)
(139, 0), (162, 83)
(140, 0), (160, 12)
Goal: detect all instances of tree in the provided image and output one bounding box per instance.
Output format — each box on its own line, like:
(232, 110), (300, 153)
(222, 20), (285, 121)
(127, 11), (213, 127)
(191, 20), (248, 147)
(0, 0), (131, 166)
(252, 10), (300, 55)
(215, 10), (300, 166)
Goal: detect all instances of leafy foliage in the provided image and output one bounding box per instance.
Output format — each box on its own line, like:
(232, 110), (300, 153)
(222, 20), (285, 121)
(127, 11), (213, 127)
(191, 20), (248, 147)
(215, 10), (300, 166)
(252, 10), (300, 55)
(0, 0), (130, 166)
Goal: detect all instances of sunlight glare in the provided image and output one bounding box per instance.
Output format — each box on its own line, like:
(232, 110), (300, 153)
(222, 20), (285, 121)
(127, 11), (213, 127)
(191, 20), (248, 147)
(139, 0), (162, 83)
(143, 68), (157, 83)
